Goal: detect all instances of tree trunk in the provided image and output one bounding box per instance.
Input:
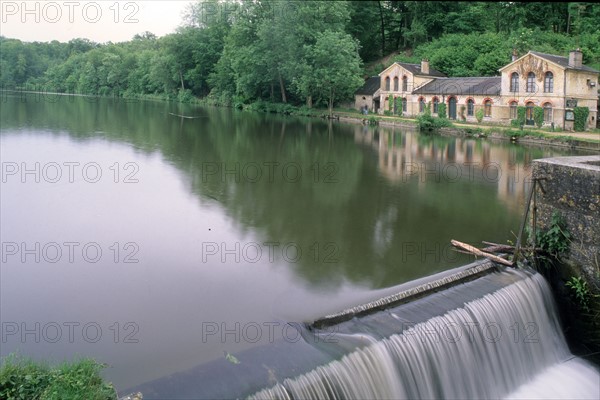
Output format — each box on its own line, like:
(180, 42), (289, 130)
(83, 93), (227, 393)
(378, 1), (386, 56)
(179, 70), (185, 91)
(307, 95), (312, 108)
(328, 89), (334, 119)
(278, 72), (287, 103)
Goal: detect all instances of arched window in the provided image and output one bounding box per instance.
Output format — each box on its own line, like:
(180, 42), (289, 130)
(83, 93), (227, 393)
(510, 72), (519, 92)
(510, 101), (518, 119)
(419, 97), (425, 113)
(467, 99), (475, 116)
(432, 97), (439, 114)
(385, 76), (390, 91)
(402, 97), (407, 112)
(402, 76), (408, 92)
(543, 102), (553, 122)
(484, 100), (492, 117)
(393, 76), (399, 91)
(544, 72), (553, 93)
(526, 72), (536, 93)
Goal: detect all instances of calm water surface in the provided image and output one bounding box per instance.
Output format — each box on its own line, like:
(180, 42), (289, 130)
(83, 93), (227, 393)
(0, 92), (583, 391)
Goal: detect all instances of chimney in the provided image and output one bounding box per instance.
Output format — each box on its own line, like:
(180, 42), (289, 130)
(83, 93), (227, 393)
(512, 49), (518, 62)
(569, 49), (583, 68)
(421, 59), (429, 75)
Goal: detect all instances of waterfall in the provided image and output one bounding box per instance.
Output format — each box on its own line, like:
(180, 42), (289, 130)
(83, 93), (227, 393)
(250, 270), (600, 399)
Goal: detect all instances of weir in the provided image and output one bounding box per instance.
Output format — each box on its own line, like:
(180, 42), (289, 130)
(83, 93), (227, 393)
(122, 260), (600, 399)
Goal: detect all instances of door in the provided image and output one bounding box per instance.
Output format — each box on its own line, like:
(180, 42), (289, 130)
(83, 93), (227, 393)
(526, 103), (535, 125)
(449, 97), (457, 120)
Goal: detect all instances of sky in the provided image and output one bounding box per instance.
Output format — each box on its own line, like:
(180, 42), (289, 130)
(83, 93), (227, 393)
(0, 1), (196, 43)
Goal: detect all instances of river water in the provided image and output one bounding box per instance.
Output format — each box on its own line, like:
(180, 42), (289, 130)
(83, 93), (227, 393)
(0, 92), (586, 391)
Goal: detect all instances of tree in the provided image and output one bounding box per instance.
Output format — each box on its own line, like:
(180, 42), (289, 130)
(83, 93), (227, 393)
(301, 30), (364, 118)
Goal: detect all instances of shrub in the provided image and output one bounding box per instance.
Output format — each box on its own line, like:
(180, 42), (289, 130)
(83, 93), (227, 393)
(573, 106), (589, 131)
(0, 355), (116, 400)
(459, 105), (466, 121)
(516, 106), (526, 127)
(533, 106), (544, 128)
(438, 103), (447, 119)
(475, 108), (484, 123)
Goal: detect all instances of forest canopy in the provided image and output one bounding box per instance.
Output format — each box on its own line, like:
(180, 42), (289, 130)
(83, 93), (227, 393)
(1, 1), (599, 109)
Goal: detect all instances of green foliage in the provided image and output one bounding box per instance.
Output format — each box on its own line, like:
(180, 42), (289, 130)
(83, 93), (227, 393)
(537, 212), (571, 257)
(566, 276), (590, 312)
(367, 115), (379, 126)
(388, 94), (393, 112)
(533, 106), (544, 128)
(438, 103), (447, 119)
(475, 108), (484, 123)
(517, 106), (527, 127)
(396, 97), (403, 115)
(417, 104), (452, 131)
(2, 1), (600, 111)
(0, 354), (116, 400)
(459, 105), (466, 121)
(573, 107), (590, 131)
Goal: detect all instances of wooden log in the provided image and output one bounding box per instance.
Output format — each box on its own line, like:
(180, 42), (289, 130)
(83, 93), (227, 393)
(451, 240), (514, 266)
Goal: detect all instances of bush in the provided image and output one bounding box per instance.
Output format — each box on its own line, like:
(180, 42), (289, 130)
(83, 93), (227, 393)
(417, 104), (452, 131)
(459, 105), (466, 121)
(573, 107), (589, 131)
(367, 115), (379, 126)
(517, 106), (526, 127)
(475, 108), (484, 123)
(0, 355), (116, 400)
(534, 106), (544, 128)
(510, 119), (521, 128)
(438, 103), (447, 119)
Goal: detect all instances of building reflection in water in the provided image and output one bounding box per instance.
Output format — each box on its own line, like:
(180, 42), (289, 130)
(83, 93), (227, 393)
(353, 125), (534, 212)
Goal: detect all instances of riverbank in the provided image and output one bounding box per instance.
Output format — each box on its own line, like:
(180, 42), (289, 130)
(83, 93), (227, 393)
(335, 111), (600, 152)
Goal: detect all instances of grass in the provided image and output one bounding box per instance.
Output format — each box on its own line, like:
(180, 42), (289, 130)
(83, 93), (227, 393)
(0, 354), (117, 400)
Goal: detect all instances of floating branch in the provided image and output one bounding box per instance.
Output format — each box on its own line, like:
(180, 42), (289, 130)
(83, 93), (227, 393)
(168, 112), (205, 119)
(451, 239), (514, 266)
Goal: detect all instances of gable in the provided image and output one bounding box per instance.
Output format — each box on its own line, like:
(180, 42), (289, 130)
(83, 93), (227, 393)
(499, 53), (559, 75)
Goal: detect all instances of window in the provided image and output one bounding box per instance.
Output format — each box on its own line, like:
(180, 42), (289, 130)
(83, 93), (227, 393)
(510, 72), (519, 92)
(510, 101), (518, 119)
(543, 103), (553, 122)
(419, 97), (425, 113)
(484, 100), (492, 117)
(385, 76), (390, 91)
(544, 72), (553, 93)
(402, 76), (408, 92)
(432, 97), (439, 113)
(393, 76), (399, 91)
(467, 99), (474, 116)
(402, 97), (407, 112)
(526, 72), (536, 93)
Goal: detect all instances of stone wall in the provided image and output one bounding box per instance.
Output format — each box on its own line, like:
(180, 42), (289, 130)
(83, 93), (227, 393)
(532, 155), (600, 360)
(533, 156), (600, 288)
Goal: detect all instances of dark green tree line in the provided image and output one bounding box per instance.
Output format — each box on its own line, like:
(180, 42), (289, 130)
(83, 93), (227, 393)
(1, 1), (598, 107)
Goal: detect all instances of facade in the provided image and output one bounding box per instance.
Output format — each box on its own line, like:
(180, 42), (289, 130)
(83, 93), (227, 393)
(354, 76), (381, 113)
(368, 50), (599, 131)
